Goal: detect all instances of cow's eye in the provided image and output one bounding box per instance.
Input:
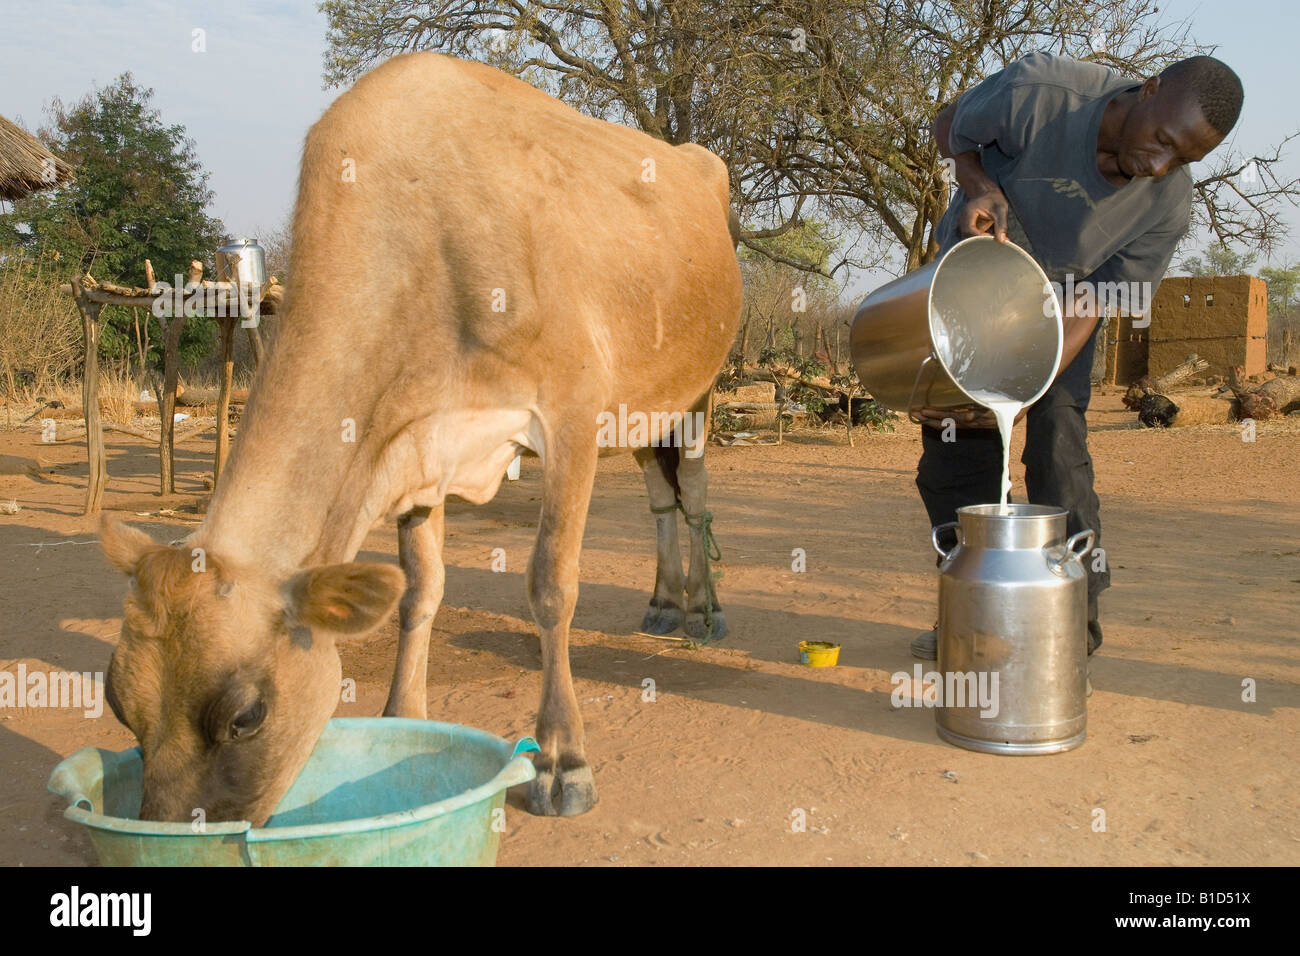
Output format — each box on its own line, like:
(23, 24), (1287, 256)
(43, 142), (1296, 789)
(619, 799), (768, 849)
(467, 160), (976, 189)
(230, 699), (267, 740)
(201, 684), (269, 745)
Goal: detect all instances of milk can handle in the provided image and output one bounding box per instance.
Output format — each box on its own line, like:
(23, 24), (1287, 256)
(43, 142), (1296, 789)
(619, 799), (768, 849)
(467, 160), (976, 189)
(931, 521), (960, 560)
(1065, 529), (1096, 560)
(1050, 529), (1096, 574)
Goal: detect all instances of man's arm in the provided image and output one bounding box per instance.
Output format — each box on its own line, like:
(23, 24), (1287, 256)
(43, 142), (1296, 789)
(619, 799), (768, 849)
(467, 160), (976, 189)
(1025, 195), (1190, 397)
(932, 101), (1010, 242)
(913, 74), (1030, 428)
(930, 58), (1041, 243)
(1058, 290), (1104, 372)
(1066, 201), (1189, 369)
(911, 100), (1021, 428)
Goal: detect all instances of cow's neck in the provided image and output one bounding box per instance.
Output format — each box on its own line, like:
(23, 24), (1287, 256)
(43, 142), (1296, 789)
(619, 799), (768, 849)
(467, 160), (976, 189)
(193, 322), (401, 576)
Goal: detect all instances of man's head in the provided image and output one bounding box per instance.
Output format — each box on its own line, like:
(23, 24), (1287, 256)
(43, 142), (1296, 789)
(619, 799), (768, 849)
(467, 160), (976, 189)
(1115, 55), (1243, 179)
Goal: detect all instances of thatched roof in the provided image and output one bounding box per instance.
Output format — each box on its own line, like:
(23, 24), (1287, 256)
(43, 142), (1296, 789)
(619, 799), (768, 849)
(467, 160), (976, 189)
(0, 114), (74, 201)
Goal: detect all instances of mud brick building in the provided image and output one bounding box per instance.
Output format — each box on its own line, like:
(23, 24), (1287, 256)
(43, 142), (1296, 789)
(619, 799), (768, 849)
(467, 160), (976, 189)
(1097, 314), (1150, 386)
(1095, 274), (1268, 384)
(1148, 275), (1268, 378)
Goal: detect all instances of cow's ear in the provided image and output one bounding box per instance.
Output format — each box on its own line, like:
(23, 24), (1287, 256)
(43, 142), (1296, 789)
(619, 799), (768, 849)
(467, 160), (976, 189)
(283, 563), (404, 635)
(100, 516), (163, 575)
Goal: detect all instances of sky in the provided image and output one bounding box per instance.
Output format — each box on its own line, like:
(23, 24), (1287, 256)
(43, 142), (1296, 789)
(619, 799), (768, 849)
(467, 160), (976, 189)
(1, 0), (1295, 300)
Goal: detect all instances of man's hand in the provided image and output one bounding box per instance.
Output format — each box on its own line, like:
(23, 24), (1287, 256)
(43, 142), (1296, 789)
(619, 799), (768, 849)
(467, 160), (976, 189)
(913, 403), (1029, 429)
(958, 183), (1011, 242)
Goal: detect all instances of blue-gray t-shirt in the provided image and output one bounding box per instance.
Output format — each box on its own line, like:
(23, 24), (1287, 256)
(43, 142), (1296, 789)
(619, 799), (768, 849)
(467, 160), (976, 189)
(933, 51), (1193, 301)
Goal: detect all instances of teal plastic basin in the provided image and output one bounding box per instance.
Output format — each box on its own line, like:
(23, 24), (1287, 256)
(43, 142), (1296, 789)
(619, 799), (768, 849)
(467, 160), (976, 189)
(47, 718), (538, 866)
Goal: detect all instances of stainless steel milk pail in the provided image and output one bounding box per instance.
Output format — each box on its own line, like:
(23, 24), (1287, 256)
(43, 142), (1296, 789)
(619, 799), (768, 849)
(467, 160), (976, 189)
(849, 236), (1063, 414)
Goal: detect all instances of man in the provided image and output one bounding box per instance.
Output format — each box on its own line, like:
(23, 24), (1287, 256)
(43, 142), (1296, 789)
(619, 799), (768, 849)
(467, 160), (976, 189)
(911, 53), (1243, 661)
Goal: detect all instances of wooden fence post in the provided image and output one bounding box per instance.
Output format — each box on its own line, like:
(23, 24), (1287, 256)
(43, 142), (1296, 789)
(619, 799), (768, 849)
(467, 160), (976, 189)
(214, 315), (237, 485)
(70, 279), (106, 515)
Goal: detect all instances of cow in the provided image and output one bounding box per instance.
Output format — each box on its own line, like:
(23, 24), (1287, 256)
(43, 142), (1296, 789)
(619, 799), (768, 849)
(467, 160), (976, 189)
(98, 51), (742, 824)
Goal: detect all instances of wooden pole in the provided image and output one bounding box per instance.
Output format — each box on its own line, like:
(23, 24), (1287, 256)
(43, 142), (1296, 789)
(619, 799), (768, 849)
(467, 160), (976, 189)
(214, 315), (236, 485)
(245, 324), (265, 368)
(844, 384), (857, 448)
(157, 260), (202, 495)
(158, 315), (185, 494)
(59, 256), (279, 504)
(70, 279), (107, 515)
(132, 306), (145, 375)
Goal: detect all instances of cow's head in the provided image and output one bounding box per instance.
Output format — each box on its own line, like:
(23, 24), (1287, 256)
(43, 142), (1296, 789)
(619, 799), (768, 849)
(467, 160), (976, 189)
(99, 518), (404, 826)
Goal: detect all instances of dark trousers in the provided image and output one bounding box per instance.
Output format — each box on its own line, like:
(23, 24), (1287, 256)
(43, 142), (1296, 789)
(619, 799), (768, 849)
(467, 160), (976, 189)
(916, 333), (1109, 654)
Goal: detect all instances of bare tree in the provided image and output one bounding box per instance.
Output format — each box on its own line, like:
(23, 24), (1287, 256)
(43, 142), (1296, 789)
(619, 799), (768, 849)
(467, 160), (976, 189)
(318, 0), (1299, 275)
(1188, 134), (1300, 257)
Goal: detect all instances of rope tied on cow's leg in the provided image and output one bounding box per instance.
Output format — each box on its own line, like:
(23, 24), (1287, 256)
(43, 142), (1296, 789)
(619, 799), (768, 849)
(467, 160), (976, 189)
(646, 501), (723, 643)
(683, 507), (722, 642)
(682, 508), (722, 563)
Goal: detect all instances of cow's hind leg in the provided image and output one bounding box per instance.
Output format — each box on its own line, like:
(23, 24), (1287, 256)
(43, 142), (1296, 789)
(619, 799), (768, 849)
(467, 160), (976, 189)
(680, 441), (727, 642)
(383, 504), (445, 719)
(526, 427), (599, 816)
(633, 446), (686, 634)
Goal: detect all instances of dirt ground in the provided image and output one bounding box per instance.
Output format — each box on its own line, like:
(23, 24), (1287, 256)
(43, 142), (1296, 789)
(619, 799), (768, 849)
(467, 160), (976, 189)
(1, 390), (1297, 866)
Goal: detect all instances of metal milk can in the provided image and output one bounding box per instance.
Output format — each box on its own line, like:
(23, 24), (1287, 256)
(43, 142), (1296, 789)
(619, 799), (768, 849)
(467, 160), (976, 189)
(215, 237), (267, 323)
(932, 504), (1094, 754)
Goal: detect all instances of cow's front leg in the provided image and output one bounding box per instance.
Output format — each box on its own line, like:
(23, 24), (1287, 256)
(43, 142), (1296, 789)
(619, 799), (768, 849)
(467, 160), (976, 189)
(679, 449), (727, 641)
(383, 504), (445, 719)
(526, 425), (598, 816)
(633, 446), (686, 634)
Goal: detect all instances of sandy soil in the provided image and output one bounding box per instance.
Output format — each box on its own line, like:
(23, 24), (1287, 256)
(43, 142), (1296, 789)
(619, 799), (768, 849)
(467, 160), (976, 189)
(1, 390), (1297, 866)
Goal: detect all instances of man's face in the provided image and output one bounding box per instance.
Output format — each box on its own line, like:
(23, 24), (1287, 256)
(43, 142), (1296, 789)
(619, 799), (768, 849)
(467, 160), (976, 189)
(1116, 76), (1225, 180)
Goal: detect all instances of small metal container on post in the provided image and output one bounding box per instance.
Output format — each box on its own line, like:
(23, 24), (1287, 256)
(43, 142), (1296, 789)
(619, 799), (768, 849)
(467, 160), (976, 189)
(932, 504), (1093, 754)
(215, 237), (267, 326)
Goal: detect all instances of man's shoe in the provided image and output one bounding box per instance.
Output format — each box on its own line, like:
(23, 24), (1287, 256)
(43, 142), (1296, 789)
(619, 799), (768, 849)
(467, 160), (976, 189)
(911, 625), (938, 661)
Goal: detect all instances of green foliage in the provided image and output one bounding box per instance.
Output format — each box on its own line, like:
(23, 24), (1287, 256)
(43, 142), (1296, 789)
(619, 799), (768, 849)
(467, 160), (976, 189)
(787, 382), (826, 414)
(738, 220), (837, 281)
(1259, 263), (1300, 313)
(0, 74), (225, 373)
(711, 407), (745, 432)
(853, 398), (897, 432)
(759, 344), (828, 412)
(1180, 244), (1258, 277)
(758, 346), (825, 380)
(0, 247), (81, 390)
(828, 370), (897, 432)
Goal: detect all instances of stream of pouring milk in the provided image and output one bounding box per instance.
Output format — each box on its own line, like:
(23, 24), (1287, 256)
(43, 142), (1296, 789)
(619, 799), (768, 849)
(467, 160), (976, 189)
(966, 390), (1022, 509)
(933, 305), (1038, 510)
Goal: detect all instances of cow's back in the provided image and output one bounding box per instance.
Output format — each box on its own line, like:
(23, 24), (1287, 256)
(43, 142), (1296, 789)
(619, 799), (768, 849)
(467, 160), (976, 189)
(289, 53), (740, 414)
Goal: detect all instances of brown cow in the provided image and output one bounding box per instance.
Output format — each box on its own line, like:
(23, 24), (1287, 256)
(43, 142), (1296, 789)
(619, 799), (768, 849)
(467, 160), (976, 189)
(99, 52), (742, 824)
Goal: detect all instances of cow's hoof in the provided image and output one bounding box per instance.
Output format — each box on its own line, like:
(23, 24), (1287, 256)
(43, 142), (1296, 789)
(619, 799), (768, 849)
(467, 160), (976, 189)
(641, 596), (684, 635)
(526, 770), (558, 816)
(526, 763), (598, 817)
(558, 764), (598, 817)
(684, 607), (727, 642)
